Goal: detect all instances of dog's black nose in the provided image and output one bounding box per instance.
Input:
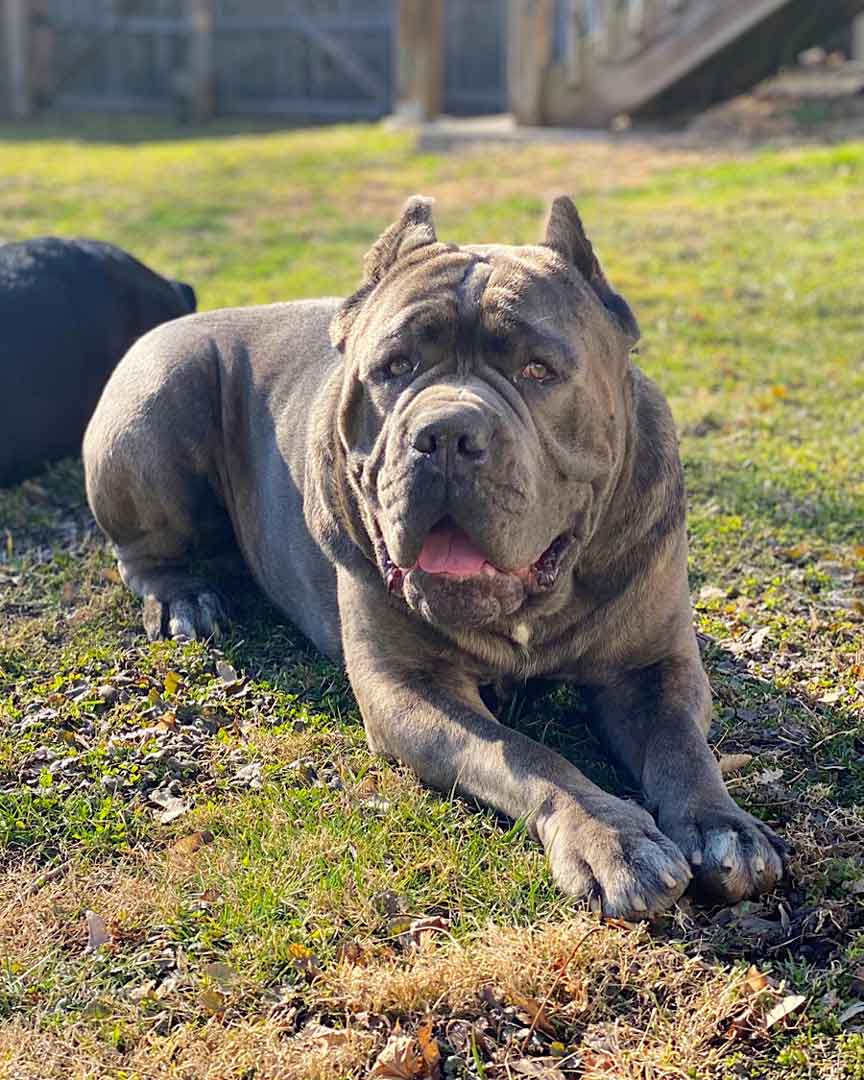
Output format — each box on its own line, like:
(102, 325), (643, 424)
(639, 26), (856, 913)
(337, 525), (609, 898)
(411, 409), (491, 462)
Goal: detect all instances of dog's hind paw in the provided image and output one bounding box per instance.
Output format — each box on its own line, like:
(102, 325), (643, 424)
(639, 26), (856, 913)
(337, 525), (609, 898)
(142, 590), (228, 642)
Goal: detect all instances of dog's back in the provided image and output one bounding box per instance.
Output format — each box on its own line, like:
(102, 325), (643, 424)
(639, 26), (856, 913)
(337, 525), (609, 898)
(0, 237), (196, 485)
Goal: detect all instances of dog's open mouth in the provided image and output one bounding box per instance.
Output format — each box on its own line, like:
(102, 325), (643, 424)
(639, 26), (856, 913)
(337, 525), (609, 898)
(378, 518), (573, 597)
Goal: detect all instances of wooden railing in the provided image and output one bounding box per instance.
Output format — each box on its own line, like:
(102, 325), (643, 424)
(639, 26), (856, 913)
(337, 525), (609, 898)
(561, 0), (694, 77)
(508, 0), (863, 126)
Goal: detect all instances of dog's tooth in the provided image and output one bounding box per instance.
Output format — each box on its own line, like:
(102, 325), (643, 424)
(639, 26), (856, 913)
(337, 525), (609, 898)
(661, 871), (678, 889)
(631, 894), (648, 912)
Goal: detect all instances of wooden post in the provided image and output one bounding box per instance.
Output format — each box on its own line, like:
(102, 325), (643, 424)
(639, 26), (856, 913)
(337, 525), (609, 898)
(29, 0), (54, 108)
(508, 0), (554, 125)
(853, 14), (864, 62)
(3, 0), (32, 119)
(186, 0), (214, 121)
(564, 0), (587, 88)
(393, 0), (444, 123)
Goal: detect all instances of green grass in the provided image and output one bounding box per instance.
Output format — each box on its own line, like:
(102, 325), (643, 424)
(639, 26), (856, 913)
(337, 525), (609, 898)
(0, 118), (863, 1079)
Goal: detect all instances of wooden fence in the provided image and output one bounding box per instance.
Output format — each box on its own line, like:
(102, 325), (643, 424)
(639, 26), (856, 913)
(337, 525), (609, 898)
(0, 0), (508, 122)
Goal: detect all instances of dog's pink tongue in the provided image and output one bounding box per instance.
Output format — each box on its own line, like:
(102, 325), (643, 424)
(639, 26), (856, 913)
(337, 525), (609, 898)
(417, 524), (488, 575)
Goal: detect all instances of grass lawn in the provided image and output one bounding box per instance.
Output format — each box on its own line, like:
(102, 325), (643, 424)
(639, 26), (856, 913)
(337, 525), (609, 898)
(0, 119), (862, 1079)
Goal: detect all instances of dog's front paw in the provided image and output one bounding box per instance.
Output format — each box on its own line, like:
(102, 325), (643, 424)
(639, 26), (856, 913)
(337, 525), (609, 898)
(659, 799), (789, 904)
(541, 797), (692, 920)
(142, 590), (228, 642)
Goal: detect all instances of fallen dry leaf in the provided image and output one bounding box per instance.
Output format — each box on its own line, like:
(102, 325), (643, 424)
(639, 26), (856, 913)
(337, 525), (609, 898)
(763, 994), (807, 1028)
(340, 941), (366, 965)
(719, 753), (754, 778)
(84, 910), (110, 952)
(417, 1019), (441, 1078)
(743, 965), (770, 996)
(603, 917), (639, 931)
(301, 1023), (354, 1049)
(171, 830), (213, 855)
(215, 660), (238, 685)
(369, 1032), (424, 1079)
(233, 761), (263, 788)
(149, 786), (190, 824)
(776, 544), (811, 563)
(510, 990), (557, 1036)
(579, 1049), (618, 1074)
(401, 915), (450, 949)
(512, 1060), (566, 1079)
(752, 768), (784, 786)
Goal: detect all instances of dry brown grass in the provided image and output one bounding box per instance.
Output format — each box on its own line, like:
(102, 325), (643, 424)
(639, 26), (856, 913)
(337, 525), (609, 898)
(0, 915), (755, 1080)
(0, 1018), (376, 1080)
(0, 859), (184, 966)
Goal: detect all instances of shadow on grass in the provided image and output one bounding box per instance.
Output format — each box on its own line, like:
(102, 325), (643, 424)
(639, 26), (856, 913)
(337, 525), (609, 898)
(0, 112), (372, 146)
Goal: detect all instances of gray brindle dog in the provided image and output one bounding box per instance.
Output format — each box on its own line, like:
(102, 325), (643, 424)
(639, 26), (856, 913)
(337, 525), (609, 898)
(84, 197), (788, 919)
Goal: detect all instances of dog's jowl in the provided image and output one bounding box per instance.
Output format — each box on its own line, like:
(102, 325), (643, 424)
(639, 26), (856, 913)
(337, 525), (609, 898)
(84, 197), (788, 919)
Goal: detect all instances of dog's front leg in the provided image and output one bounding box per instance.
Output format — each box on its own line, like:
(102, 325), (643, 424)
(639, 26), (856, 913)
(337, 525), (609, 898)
(338, 575), (691, 920)
(587, 649), (789, 904)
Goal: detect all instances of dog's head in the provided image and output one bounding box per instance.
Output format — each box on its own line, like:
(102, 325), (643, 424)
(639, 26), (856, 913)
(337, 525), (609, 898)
(316, 196), (640, 633)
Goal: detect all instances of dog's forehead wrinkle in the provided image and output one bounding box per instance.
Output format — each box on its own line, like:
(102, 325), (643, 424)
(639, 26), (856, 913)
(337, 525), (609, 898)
(381, 297), (455, 345)
(458, 258), (493, 307)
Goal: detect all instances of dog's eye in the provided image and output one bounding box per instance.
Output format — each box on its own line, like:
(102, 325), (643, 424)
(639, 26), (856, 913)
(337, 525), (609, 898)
(519, 360), (553, 383)
(384, 355), (414, 379)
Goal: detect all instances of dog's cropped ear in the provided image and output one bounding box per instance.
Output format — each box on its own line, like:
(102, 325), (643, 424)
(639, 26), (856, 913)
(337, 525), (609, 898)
(543, 196), (640, 347)
(363, 195), (437, 284)
(330, 196), (438, 351)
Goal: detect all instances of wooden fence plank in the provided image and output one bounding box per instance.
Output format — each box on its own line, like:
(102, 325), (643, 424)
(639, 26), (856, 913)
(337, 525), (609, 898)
(3, 0), (32, 117)
(186, 0), (213, 120)
(292, 10), (388, 103)
(214, 14), (392, 33)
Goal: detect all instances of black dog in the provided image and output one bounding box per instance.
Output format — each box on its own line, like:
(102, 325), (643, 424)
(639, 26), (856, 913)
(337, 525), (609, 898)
(0, 238), (196, 486)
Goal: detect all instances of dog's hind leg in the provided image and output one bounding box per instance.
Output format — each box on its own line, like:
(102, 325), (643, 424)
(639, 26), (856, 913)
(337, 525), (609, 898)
(83, 335), (235, 642)
(92, 461), (234, 641)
